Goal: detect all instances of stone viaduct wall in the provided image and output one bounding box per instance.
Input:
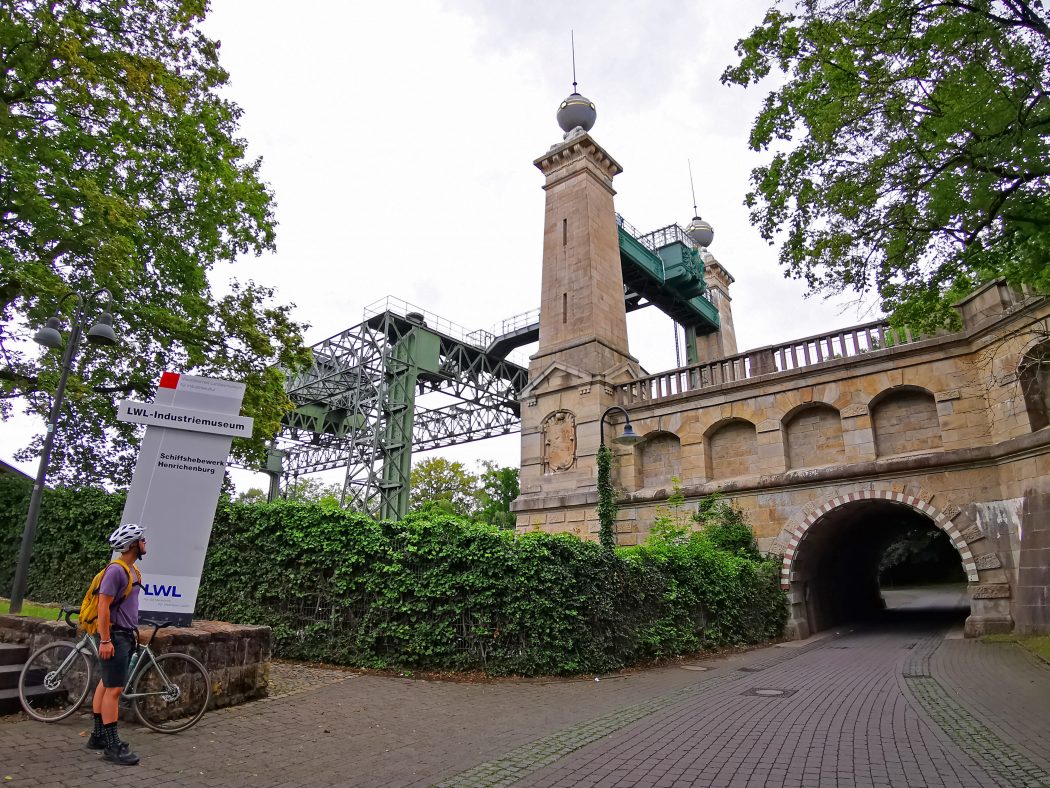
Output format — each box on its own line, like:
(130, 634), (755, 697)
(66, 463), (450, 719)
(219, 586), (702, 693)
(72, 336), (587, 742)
(515, 280), (1050, 639)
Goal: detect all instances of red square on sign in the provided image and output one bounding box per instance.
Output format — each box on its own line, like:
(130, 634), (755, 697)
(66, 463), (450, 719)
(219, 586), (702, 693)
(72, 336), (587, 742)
(159, 372), (180, 390)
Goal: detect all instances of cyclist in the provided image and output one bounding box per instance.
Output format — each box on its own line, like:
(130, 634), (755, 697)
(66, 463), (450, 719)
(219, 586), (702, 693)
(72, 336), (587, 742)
(86, 523), (146, 766)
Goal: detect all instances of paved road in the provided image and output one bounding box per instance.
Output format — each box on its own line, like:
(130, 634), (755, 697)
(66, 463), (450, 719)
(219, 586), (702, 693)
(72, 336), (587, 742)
(1, 587), (1048, 787)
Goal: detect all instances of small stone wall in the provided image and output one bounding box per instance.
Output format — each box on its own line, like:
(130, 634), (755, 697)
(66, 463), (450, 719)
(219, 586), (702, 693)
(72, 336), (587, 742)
(0, 615), (271, 712)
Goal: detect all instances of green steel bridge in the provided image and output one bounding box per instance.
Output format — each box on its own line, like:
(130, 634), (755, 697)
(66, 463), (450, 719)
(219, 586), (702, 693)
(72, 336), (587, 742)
(273, 216), (721, 518)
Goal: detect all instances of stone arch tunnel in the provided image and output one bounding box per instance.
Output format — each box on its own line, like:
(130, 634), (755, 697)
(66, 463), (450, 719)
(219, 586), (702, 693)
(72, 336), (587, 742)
(785, 498), (973, 637)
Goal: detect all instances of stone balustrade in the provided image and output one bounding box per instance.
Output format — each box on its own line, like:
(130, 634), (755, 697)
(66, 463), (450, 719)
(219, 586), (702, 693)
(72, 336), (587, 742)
(619, 319), (929, 405)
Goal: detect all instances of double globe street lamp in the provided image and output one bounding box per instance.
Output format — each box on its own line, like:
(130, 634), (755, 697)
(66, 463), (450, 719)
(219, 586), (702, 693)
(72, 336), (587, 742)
(8, 289), (120, 614)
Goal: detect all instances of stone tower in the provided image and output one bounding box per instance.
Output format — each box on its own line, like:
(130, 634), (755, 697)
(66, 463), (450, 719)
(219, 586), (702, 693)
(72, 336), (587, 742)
(694, 252), (737, 362)
(515, 98), (642, 526)
(529, 133), (634, 376)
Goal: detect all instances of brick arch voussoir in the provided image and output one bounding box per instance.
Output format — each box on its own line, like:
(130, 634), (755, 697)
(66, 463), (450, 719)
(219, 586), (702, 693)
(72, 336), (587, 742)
(778, 489), (981, 590)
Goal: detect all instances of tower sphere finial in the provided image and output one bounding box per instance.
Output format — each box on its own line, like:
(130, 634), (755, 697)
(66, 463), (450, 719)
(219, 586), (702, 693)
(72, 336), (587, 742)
(557, 93), (596, 133)
(687, 216), (714, 248)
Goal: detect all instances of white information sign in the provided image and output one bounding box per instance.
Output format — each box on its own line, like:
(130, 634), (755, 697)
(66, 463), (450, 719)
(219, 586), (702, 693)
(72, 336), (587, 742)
(117, 372), (253, 625)
(117, 400), (253, 438)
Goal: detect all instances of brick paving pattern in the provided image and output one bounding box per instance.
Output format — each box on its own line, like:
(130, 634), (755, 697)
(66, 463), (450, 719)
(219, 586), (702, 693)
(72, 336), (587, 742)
(931, 636), (1050, 769)
(488, 615), (996, 788)
(264, 661), (360, 700)
(0, 588), (1047, 787)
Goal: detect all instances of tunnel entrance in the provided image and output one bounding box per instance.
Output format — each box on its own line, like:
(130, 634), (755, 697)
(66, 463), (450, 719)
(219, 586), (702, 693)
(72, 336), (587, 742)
(787, 499), (970, 636)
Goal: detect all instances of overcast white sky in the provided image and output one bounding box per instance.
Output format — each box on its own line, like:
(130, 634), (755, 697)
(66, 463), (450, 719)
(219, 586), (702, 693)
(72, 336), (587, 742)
(3, 0), (879, 489)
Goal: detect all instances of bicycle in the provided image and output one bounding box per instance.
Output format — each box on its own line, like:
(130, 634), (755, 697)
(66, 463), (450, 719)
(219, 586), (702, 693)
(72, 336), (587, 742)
(17, 607), (211, 733)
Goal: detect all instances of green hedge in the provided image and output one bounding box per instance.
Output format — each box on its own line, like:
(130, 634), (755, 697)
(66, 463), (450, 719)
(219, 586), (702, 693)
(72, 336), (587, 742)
(0, 476), (787, 675)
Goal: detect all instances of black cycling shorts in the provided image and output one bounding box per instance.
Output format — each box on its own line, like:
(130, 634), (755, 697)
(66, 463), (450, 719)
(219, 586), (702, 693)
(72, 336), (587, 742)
(96, 630), (137, 688)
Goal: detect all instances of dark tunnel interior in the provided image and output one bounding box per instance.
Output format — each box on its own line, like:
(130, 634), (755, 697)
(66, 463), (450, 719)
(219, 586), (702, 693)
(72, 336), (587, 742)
(793, 500), (969, 634)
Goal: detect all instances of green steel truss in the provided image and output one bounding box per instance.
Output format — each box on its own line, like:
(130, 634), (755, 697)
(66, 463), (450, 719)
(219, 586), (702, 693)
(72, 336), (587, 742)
(278, 300), (528, 518)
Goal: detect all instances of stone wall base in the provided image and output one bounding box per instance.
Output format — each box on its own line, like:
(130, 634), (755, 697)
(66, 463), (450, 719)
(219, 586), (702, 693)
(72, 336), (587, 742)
(785, 617), (810, 641)
(963, 614), (1015, 637)
(0, 615), (271, 713)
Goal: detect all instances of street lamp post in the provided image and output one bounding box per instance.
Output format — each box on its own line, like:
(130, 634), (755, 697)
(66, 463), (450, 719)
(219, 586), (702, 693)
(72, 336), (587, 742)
(599, 405), (641, 449)
(597, 406), (644, 551)
(8, 289), (119, 614)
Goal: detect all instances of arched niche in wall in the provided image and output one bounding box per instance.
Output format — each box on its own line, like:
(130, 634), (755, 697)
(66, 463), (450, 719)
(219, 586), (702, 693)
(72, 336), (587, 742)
(870, 386), (942, 457)
(705, 419), (758, 480)
(1018, 339), (1050, 431)
(634, 431), (681, 490)
(783, 404), (845, 470)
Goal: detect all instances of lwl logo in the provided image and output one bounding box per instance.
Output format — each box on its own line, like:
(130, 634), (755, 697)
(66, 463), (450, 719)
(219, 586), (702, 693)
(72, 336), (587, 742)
(143, 584), (182, 598)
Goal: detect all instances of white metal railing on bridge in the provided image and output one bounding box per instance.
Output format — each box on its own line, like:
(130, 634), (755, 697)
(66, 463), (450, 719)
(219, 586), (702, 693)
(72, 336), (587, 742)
(363, 296), (531, 366)
(492, 307), (540, 339)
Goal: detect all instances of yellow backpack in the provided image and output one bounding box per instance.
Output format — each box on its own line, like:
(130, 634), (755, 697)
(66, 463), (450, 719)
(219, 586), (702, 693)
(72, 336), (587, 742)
(79, 559), (141, 635)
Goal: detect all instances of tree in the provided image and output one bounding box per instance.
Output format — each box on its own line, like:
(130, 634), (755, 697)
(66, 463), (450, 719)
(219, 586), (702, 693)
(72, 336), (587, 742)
(723, 0), (1050, 330)
(0, 0), (310, 485)
(409, 457), (477, 516)
(284, 478), (342, 506)
(474, 462), (519, 529)
(234, 487), (266, 505)
(648, 477), (692, 546)
(878, 525), (966, 585)
(694, 494), (760, 559)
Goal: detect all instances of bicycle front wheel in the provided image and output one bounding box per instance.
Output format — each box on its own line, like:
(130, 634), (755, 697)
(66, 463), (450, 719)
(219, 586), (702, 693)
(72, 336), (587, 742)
(18, 640), (93, 722)
(131, 652), (211, 733)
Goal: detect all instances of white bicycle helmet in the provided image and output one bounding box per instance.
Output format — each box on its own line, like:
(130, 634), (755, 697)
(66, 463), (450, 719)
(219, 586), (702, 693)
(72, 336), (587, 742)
(108, 522), (145, 551)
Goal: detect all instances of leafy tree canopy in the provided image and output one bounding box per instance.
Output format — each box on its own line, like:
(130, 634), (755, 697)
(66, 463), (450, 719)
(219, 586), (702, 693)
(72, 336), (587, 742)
(474, 461), (519, 529)
(409, 456), (478, 517)
(234, 487), (267, 505)
(284, 477), (343, 507)
(723, 0), (1050, 330)
(0, 0), (310, 484)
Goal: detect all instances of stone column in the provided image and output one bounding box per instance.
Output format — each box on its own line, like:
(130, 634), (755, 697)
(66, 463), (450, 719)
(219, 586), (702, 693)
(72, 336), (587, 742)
(529, 133), (635, 377)
(694, 255), (738, 363)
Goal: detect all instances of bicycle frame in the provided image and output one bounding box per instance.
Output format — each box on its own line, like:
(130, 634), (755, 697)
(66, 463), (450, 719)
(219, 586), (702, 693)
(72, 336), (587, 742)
(120, 645), (178, 701)
(45, 629), (176, 701)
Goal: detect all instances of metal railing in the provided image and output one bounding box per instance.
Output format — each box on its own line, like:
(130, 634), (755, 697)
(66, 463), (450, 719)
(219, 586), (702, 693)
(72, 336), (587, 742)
(492, 307), (540, 338)
(364, 297), (484, 348)
(362, 297), (531, 365)
(636, 223), (694, 252)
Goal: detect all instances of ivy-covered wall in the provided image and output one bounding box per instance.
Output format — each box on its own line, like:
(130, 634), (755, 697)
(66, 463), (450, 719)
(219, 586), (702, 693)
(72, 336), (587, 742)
(0, 476), (786, 675)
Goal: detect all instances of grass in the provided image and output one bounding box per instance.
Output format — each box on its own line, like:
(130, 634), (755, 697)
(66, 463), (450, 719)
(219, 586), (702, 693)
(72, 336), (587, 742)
(0, 598), (65, 620)
(982, 632), (1050, 664)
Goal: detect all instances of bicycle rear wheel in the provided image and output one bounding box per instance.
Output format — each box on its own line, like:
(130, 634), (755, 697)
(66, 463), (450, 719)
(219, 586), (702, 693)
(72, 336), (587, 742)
(18, 640), (93, 722)
(131, 652), (211, 733)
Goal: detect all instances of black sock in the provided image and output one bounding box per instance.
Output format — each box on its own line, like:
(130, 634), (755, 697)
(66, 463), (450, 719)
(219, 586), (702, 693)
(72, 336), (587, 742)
(92, 713), (104, 738)
(103, 722), (120, 751)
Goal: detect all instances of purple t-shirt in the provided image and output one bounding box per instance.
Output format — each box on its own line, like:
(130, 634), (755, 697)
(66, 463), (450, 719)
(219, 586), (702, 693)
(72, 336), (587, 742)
(98, 563), (140, 631)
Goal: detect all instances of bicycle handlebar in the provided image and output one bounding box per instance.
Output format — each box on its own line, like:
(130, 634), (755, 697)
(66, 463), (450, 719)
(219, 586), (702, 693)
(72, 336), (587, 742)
(56, 608), (175, 637)
(59, 606), (79, 630)
(140, 619), (175, 629)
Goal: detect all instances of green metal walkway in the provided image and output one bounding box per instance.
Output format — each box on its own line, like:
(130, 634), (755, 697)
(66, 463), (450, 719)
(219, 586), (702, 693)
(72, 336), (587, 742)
(484, 215), (719, 359)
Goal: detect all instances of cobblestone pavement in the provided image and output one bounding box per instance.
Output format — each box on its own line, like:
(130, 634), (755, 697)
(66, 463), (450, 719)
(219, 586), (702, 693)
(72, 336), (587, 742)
(1, 587), (1048, 787)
